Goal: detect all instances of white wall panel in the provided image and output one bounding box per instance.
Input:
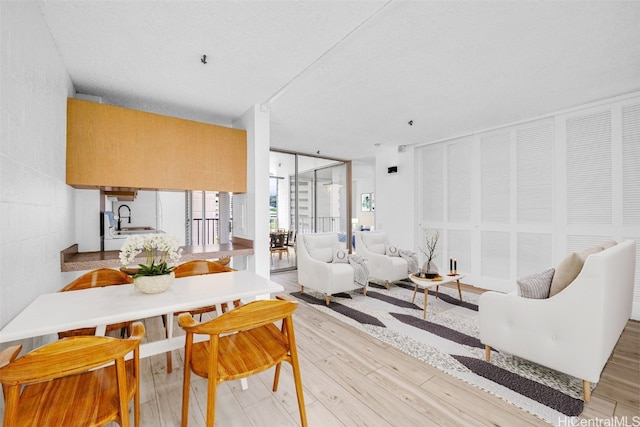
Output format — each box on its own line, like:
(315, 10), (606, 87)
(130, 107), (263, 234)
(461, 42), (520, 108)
(566, 235), (611, 254)
(517, 232), (552, 277)
(447, 229), (471, 276)
(420, 145), (444, 222)
(481, 132), (510, 224)
(626, 238), (640, 320)
(622, 103), (640, 225)
(447, 139), (472, 223)
(566, 110), (612, 225)
(481, 231), (510, 279)
(517, 121), (553, 224)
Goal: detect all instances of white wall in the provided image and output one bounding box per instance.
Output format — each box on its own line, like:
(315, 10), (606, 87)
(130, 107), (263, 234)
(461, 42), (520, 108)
(158, 190), (186, 245)
(75, 189), (101, 251)
(0, 2), (75, 334)
(374, 146), (415, 251)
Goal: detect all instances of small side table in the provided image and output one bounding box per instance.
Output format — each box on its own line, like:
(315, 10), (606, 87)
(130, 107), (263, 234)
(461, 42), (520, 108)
(408, 273), (465, 319)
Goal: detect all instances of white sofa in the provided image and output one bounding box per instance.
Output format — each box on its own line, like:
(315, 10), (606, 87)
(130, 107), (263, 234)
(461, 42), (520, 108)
(479, 240), (636, 402)
(354, 231), (410, 289)
(297, 233), (367, 305)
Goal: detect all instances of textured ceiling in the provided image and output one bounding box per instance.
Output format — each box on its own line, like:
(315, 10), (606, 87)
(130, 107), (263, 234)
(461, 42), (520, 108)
(39, 1), (640, 161)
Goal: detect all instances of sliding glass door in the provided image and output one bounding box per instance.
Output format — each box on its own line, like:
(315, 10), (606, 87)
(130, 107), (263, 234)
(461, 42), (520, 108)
(270, 151), (351, 272)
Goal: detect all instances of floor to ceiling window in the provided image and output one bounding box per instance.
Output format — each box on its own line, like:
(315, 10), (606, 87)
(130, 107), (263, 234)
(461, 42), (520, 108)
(270, 150), (351, 272)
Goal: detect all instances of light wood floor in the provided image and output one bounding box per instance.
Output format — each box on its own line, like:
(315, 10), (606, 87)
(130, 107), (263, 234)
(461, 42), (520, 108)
(133, 271), (639, 426)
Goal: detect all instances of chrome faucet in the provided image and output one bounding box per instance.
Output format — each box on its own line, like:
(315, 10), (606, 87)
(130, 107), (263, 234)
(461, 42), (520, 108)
(117, 204), (131, 231)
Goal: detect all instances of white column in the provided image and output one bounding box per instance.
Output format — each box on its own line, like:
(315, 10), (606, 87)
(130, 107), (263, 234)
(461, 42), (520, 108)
(232, 105), (271, 277)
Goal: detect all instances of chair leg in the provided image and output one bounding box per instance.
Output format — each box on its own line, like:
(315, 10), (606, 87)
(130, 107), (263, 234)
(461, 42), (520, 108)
(205, 371), (217, 427)
(362, 286), (367, 297)
(583, 380), (591, 402)
(286, 327), (308, 427)
(181, 337), (193, 427)
(166, 351), (173, 374)
(134, 351), (141, 427)
(272, 362), (282, 391)
(163, 315), (173, 374)
(485, 345), (491, 361)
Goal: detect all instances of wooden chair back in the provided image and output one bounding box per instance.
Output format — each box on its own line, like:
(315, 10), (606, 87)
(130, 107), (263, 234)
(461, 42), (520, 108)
(173, 260), (233, 278)
(60, 268), (133, 291)
(0, 322), (145, 427)
(269, 232), (290, 263)
(164, 259), (235, 374)
(58, 268), (134, 338)
(269, 232), (286, 249)
(178, 297), (307, 427)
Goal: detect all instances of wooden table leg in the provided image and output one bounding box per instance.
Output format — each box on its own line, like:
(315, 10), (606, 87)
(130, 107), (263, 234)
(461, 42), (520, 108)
(457, 279), (462, 301)
(423, 288), (428, 319)
(412, 285), (418, 304)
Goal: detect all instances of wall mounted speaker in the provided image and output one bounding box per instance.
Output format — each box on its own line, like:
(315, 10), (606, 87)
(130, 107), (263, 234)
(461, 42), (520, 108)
(388, 166), (398, 174)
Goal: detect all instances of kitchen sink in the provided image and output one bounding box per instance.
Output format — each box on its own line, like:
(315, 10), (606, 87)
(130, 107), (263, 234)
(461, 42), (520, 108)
(119, 226), (155, 231)
(113, 226), (162, 236)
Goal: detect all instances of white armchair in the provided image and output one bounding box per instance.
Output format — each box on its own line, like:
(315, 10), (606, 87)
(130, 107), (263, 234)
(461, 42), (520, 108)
(297, 233), (367, 305)
(354, 231), (410, 289)
(479, 240), (636, 402)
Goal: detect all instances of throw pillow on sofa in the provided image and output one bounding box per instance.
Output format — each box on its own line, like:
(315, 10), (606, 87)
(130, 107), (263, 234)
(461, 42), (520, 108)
(549, 245), (603, 296)
(517, 268), (555, 299)
(332, 248), (349, 263)
(385, 244), (400, 257)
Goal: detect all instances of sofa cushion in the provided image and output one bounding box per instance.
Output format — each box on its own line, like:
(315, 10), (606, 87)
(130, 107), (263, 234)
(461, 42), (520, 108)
(304, 234), (337, 263)
(333, 248), (349, 263)
(386, 244), (400, 257)
(517, 268), (555, 299)
(549, 245), (603, 296)
(368, 243), (386, 255)
(362, 233), (387, 245)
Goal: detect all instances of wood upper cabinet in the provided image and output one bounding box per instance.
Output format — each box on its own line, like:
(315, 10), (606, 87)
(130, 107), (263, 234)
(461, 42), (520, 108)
(66, 98), (247, 192)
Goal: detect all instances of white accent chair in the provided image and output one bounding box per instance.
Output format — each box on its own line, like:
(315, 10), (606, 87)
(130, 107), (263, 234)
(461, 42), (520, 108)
(297, 232), (366, 305)
(479, 240), (636, 402)
(354, 231), (410, 289)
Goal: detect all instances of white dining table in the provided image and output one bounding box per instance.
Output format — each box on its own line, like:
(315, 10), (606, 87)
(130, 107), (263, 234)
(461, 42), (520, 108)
(0, 270), (284, 360)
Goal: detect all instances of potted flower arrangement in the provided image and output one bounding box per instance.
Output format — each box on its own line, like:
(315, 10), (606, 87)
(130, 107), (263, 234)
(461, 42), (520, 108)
(119, 234), (183, 293)
(418, 227), (440, 278)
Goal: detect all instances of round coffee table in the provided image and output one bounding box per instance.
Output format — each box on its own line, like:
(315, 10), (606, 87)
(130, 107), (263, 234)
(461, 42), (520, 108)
(408, 273), (465, 319)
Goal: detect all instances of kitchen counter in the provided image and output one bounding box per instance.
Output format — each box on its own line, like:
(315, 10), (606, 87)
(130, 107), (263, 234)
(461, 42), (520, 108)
(60, 237), (254, 272)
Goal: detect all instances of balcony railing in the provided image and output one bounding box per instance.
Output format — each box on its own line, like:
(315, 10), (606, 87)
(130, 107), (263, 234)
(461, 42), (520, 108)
(192, 218), (220, 245)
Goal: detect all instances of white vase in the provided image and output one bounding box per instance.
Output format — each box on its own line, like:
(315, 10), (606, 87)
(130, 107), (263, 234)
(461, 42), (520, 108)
(133, 272), (175, 294)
